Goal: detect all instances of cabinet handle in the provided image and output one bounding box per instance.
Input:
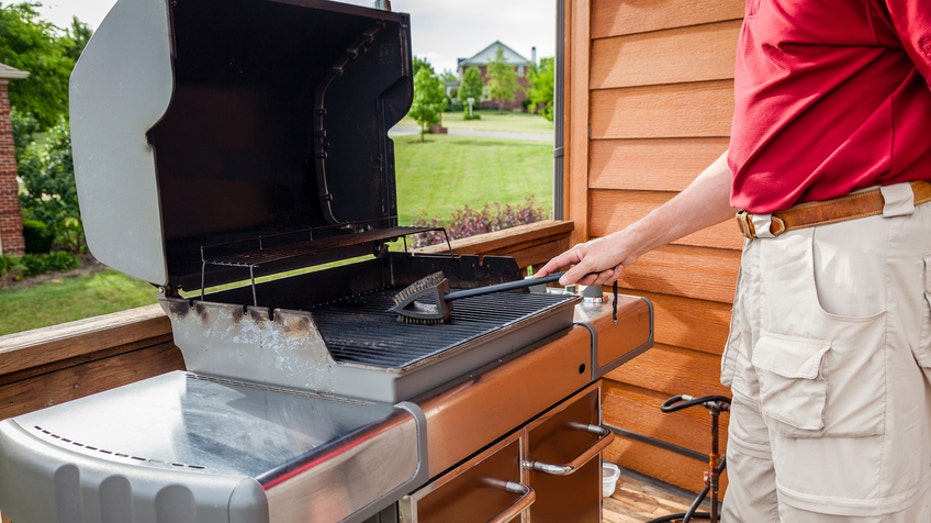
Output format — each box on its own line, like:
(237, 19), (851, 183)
(523, 423), (615, 476)
(483, 479), (536, 523)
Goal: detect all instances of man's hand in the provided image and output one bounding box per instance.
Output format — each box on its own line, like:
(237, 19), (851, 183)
(535, 234), (638, 286)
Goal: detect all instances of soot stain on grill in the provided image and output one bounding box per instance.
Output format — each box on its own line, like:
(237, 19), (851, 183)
(192, 300), (223, 326)
(249, 307), (270, 325)
(229, 306), (245, 323)
(167, 299), (191, 318)
(281, 314), (313, 337)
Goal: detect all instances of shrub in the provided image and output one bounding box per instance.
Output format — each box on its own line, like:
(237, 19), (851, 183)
(445, 98), (463, 113)
(18, 254), (49, 276)
(6, 251), (79, 278)
(43, 251), (81, 272)
(0, 255), (18, 278)
(17, 119), (86, 253)
(410, 197), (548, 248)
(22, 218), (54, 253)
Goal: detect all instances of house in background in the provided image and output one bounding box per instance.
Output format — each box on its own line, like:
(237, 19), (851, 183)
(456, 40), (534, 111)
(0, 63), (28, 256)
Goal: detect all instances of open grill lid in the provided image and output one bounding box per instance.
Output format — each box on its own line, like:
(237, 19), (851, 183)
(70, 0), (414, 293)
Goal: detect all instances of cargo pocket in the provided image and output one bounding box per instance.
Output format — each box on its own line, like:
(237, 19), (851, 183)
(752, 333), (829, 436)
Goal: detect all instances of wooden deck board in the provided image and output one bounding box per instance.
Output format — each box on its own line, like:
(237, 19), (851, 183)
(603, 471), (705, 523)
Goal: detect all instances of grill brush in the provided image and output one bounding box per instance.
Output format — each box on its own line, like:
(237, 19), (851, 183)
(390, 271), (565, 324)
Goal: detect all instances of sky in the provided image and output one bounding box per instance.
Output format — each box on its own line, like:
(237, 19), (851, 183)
(34, 0), (557, 75)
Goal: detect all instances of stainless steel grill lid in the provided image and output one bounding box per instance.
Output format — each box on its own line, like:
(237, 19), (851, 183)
(71, 0), (414, 292)
(68, 0), (584, 404)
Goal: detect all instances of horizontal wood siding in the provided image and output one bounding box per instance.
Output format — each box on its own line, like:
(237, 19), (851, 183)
(591, 82), (735, 139)
(591, 21), (741, 89)
(589, 138), (731, 191)
(569, 0), (744, 493)
(589, 190), (743, 249)
(591, 0), (745, 38)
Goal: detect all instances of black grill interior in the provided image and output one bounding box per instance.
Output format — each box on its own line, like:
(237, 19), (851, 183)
(310, 288), (577, 369)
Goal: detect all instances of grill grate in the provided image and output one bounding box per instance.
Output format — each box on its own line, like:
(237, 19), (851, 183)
(310, 288), (577, 369)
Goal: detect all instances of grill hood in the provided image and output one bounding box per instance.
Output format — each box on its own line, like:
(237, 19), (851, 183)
(70, 0), (413, 292)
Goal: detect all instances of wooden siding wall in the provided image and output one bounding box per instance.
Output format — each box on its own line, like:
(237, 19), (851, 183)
(566, 0), (745, 493)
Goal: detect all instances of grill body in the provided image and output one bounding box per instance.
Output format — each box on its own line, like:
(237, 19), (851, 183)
(0, 0), (656, 521)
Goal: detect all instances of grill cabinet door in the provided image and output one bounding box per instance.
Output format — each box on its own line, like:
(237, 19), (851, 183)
(523, 383), (611, 522)
(399, 431), (532, 522)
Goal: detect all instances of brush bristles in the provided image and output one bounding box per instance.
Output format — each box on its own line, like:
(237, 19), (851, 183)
(396, 314), (445, 325)
(392, 271), (446, 307)
(390, 271), (453, 323)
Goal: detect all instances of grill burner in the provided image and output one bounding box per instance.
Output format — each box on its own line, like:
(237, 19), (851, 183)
(311, 287), (579, 368)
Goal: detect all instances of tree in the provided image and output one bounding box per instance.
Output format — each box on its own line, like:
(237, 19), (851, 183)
(18, 119), (85, 252)
(1, 3), (91, 254)
(485, 47), (522, 111)
(0, 3), (89, 129)
(459, 66), (484, 115)
(412, 56), (433, 78)
(62, 17), (92, 63)
(527, 57), (555, 121)
(9, 106), (39, 162)
(408, 66), (447, 141)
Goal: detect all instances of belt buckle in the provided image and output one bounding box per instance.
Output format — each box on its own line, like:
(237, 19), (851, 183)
(735, 210), (757, 239)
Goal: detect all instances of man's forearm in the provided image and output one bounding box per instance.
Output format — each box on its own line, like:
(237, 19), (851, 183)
(620, 150), (735, 258)
(537, 150), (735, 286)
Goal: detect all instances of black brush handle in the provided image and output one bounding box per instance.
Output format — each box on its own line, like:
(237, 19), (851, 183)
(443, 272), (565, 302)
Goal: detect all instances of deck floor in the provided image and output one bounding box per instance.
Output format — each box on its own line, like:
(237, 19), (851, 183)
(602, 471), (711, 523)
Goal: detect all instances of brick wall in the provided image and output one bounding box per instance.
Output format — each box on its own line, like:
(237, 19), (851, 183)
(0, 81), (25, 256)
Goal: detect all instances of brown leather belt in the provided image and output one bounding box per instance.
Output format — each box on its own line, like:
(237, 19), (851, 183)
(736, 180), (931, 239)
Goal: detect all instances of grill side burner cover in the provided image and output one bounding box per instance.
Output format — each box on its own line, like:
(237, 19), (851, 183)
(71, 0), (413, 292)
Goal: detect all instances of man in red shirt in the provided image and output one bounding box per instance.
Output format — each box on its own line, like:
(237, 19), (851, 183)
(538, 1), (931, 520)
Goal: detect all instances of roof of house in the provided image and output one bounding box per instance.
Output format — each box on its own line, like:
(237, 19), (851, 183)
(458, 41), (532, 68)
(0, 63), (29, 81)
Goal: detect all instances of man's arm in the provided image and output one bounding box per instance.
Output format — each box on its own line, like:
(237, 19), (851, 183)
(536, 150), (736, 286)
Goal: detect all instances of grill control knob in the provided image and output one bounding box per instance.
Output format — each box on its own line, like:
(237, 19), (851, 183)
(580, 285), (605, 302)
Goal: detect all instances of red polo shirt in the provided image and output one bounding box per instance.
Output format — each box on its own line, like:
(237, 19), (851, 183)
(728, 0), (931, 214)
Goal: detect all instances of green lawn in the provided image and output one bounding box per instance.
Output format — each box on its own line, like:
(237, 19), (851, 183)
(0, 269), (157, 336)
(394, 133), (553, 224)
(2, 113), (554, 336)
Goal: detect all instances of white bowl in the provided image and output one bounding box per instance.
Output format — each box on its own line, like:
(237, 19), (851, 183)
(603, 461), (621, 497)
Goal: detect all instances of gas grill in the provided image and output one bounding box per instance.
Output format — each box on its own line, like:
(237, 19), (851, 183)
(0, 0), (654, 521)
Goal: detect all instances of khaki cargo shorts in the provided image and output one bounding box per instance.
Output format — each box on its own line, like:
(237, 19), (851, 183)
(720, 184), (931, 521)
